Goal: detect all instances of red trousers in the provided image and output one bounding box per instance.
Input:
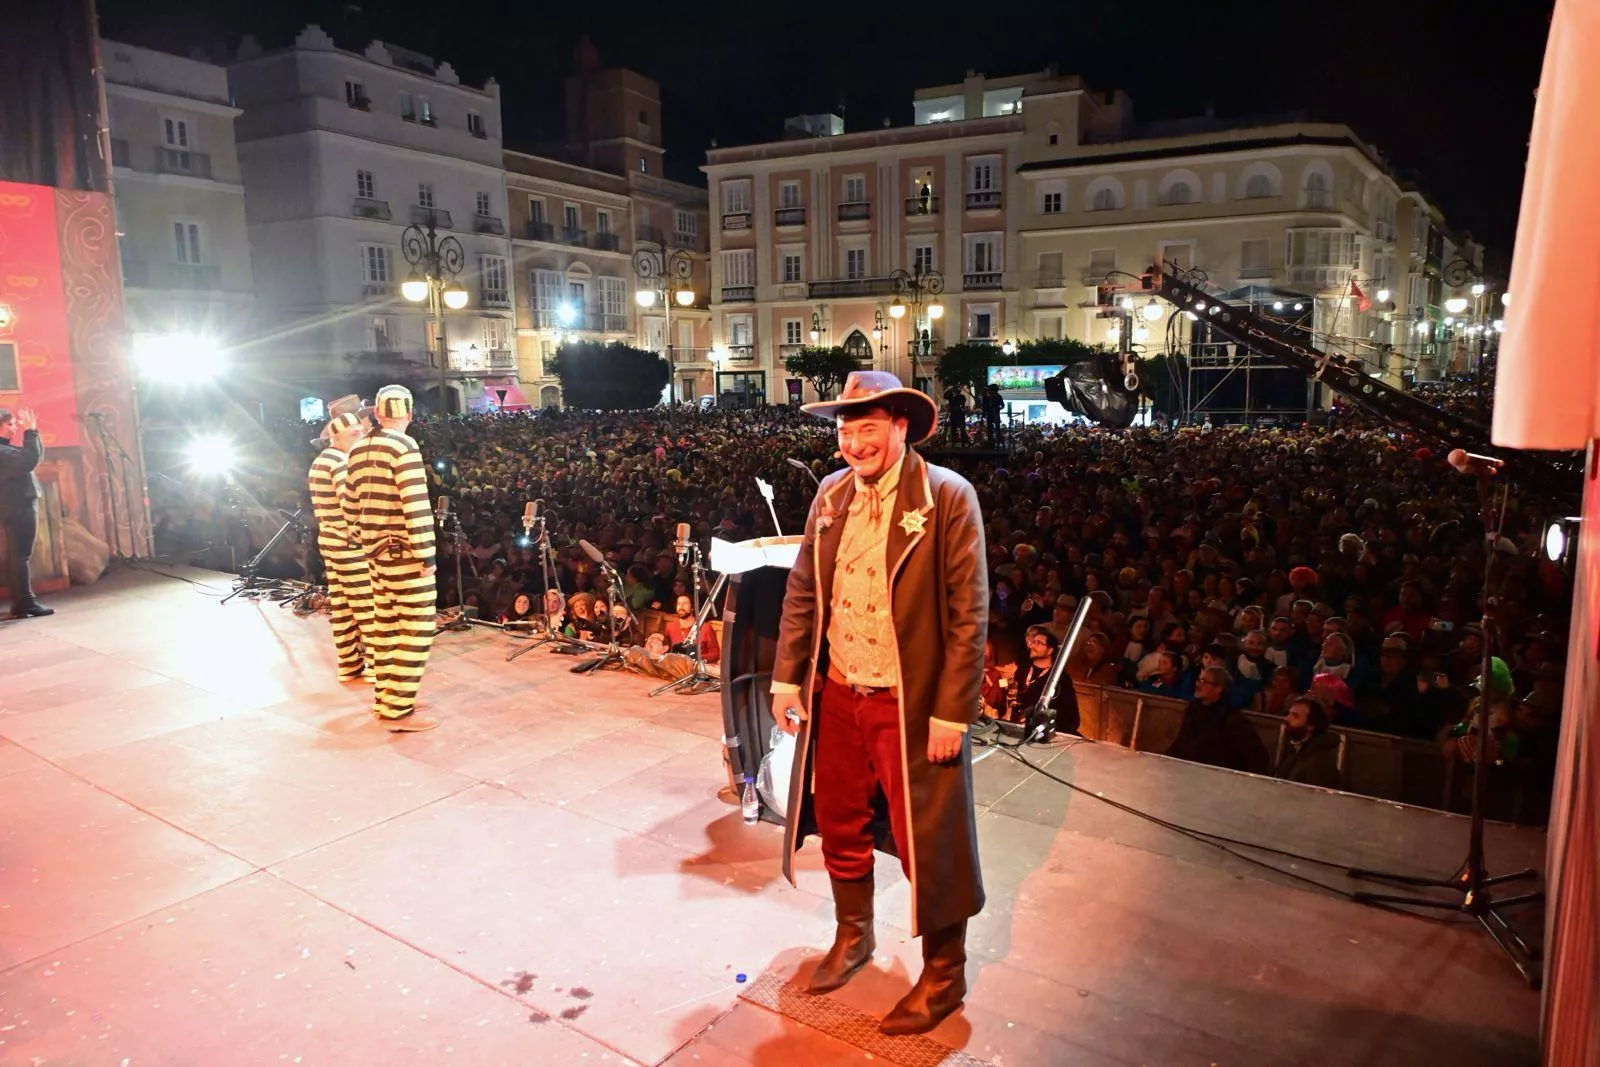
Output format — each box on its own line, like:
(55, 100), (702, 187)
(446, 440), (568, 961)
(813, 678), (911, 882)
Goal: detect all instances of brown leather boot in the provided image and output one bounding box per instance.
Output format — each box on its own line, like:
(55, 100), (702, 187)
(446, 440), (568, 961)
(879, 920), (968, 1035)
(807, 876), (876, 994)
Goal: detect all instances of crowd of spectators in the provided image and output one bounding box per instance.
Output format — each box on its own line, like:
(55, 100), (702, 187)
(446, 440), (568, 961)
(145, 395), (1572, 820)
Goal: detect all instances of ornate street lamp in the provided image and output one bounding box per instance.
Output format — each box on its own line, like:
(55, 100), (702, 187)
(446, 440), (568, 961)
(401, 215), (466, 453)
(887, 264), (945, 388)
(632, 245), (696, 402)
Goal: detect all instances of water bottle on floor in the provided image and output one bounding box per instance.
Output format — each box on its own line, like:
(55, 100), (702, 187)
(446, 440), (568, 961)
(741, 777), (760, 825)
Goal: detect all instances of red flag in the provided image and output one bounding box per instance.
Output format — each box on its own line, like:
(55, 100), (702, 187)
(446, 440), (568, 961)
(1350, 279), (1372, 313)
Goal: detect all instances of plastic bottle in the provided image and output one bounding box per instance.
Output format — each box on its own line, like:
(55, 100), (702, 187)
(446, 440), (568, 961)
(741, 777), (760, 824)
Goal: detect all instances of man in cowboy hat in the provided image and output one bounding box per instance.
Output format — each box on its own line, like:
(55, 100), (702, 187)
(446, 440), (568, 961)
(344, 384), (439, 732)
(771, 370), (987, 1035)
(308, 406), (375, 682)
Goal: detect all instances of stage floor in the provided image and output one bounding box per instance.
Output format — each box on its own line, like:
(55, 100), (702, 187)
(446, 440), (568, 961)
(0, 567), (1545, 1066)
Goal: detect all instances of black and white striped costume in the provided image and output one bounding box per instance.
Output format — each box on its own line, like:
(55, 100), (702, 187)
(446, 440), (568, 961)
(308, 441), (374, 679)
(345, 425), (436, 720)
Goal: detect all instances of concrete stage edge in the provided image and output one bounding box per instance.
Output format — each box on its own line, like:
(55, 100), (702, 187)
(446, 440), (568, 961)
(0, 567), (1543, 1066)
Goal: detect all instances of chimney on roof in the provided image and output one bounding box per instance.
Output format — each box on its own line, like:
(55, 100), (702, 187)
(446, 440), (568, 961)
(573, 35), (599, 75)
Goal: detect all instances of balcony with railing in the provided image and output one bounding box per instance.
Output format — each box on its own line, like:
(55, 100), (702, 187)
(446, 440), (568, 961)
(965, 190), (1002, 210)
(905, 195), (940, 217)
(837, 202), (871, 221)
(346, 348), (419, 368)
(155, 148), (213, 179)
(1286, 264), (1354, 289)
(524, 220), (554, 242)
(774, 206), (806, 226)
(353, 197), (392, 221)
(563, 227), (588, 247)
(1079, 266), (1115, 286)
(808, 277), (899, 299)
(361, 282), (395, 300)
(721, 285), (756, 303)
(724, 344), (755, 362)
(722, 212), (751, 231)
(963, 271), (1002, 291)
(636, 225), (666, 246)
(778, 342), (804, 361)
(593, 232), (621, 252)
(473, 214), (506, 235)
(480, 290), (511, 310)
(411, 206), (453, 229)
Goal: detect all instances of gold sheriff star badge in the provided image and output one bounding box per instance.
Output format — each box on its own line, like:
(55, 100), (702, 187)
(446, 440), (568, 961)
(898, 507), (929, 537)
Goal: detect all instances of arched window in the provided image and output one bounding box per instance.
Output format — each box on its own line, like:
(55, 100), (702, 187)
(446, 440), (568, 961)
(1091, 186), (1117, 212)
(1163, 181), (1193, 206)
(1304, 169), (1331, 208)
(842, 329), (873, 362)
(1244, 174), (1272, 199)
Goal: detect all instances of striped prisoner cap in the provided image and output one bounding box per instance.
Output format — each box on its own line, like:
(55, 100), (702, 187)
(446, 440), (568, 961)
(324, 411), (364, 438)
(375, 384), (414, 419)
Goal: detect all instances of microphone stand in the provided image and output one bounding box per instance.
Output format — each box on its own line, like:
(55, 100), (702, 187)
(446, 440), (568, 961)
(1345, 467), (1543, 987)
(221, 508), (309, 605)
(650, 545), (726, 697)
(506, 509), (586, 660)
(438, 505), (471, 633)
(571, 549), (632, 675)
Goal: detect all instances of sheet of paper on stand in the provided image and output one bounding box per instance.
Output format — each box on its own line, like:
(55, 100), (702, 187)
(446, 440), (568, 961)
(710, 535), (803, 574)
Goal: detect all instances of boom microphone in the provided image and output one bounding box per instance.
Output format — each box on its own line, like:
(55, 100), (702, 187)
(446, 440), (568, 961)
(578, 538), (607, 565)
(786, 457), (822, 486)
(674, 521), (693, 567)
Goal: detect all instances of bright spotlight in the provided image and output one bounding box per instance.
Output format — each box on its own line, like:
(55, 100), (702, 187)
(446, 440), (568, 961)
(1376, 288), (1391, 304)
(1471, 282), (1487, 297)
(1445, 296), (1469, 315)
(133, 332), (224, 384)
(1415, 321), (1430, 335)
(1141, 298), (1163, 321)
(556, 302), (576, 327)
(1293, 302), (1305, 311)
(1119, 296), (1135, 311)
(1272, 301), (1284, 311)
(185, 433), (235, 477)
(1545, 518), (1580, 564)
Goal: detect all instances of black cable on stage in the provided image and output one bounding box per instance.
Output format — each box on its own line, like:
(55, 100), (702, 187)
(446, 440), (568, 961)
(980, 735), (1478, 917)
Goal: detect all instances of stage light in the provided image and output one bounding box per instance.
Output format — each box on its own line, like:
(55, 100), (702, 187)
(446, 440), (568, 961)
(1445, 296), (1469, 314)
(557, 302), (576, 327)
(1272, 301), (1284, 311)
(1141, 298), (1163, 321)
(1119, 295), (1134, 311)
(185, 433), (235, 477)
(1545, 517), (1580, 564)
(1208, 304), (1220, 314)
(1184, 310), (1199, 321)
(1293, 302), (1304, 311)
(133, 331), (224, 384)
(401, 273), (428, 303)
(635, 288), (657, 308)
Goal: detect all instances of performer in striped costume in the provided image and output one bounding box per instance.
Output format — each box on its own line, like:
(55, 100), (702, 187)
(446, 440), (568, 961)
(344, 385), (440, 732)
(308, 410), (375, 682)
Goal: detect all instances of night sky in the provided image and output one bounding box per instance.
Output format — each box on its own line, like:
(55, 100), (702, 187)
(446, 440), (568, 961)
(97, 0), (1554, 263)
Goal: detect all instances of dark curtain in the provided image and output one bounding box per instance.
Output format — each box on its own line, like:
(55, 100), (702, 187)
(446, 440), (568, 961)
(0, 0), (109, 193)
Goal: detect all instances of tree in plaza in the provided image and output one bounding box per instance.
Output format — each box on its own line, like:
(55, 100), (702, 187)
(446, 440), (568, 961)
(1014, 337), (1103, 365)
(547, 341), (671, 409)
(935, 342), (1001, 398)
(783, 346), (860, 400)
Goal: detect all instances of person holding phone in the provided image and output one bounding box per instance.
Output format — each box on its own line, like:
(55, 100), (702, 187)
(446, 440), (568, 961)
(0, 406), (52, 618)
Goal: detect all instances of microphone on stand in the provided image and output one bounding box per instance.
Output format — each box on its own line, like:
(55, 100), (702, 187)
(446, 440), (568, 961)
(435, 494), (451, 529)
(786, 457), (822, 487)
(674, 521), (693, 567)
(578, 538), (608, 566)
(522, 499), (539, 536)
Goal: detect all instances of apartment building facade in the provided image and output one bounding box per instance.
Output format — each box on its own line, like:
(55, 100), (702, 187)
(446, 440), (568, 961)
(706, 70), (1483, 408)
(103, 41), (256, 364)
(228, 25), (514, 415)
(507, 59), (711, 407)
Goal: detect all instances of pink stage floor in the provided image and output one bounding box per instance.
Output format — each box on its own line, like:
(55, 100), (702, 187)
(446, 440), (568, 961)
(0, 567), (1545, 1065)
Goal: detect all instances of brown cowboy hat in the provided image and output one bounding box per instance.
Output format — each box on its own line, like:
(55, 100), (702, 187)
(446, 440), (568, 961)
(799, 370), (939, 444)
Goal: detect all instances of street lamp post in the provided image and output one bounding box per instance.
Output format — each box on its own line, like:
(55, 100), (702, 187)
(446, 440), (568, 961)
(633, 245), (696, 404)
(401, 215), (467, 454)
(886, 264), (945, 390)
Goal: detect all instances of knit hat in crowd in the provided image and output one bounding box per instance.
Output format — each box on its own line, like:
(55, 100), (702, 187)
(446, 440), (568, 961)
(375, 384), (414, 420)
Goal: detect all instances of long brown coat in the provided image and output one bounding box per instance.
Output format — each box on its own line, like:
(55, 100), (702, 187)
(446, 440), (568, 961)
(773, 448), (988, 935)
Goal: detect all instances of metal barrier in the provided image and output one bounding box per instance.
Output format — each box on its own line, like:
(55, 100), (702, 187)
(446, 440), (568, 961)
(1073, 684), (1459, 812)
